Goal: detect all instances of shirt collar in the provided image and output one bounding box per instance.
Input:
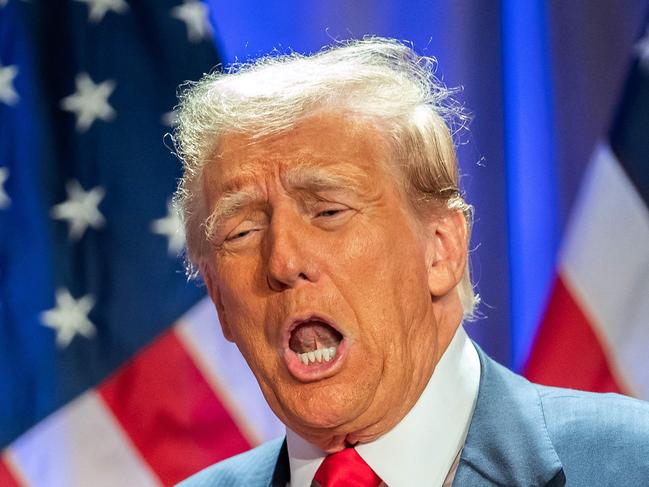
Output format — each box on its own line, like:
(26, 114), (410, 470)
(286, 326), (480, 487)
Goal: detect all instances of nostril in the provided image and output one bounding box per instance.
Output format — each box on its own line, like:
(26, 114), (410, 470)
(266, 257), (319, 291)
(266, 271), (312, 291)
(267, 274), (288, 292)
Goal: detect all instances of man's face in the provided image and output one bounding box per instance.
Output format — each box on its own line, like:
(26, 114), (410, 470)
(201, 113), (465, 450)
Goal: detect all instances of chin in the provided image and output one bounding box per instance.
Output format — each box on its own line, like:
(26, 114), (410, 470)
(259, 354), (384, 442)
(277, 385), (373, 439)
(284, 400), (354, 430)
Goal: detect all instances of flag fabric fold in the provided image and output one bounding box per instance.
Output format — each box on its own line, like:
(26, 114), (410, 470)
(525, 21), (649, 401)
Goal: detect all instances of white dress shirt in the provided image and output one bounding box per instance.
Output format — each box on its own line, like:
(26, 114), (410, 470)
(286, 326), (481, 487)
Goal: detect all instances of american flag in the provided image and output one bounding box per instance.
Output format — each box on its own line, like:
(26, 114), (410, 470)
(525, 21), (649, 400)
(0, 1), (282, 485)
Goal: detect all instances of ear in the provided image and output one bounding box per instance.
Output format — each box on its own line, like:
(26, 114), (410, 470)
(424, 210), (468, 298)
(200, 260), (235, 342)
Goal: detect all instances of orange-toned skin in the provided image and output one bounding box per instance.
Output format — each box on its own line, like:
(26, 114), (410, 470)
(200, 112), (467, 452)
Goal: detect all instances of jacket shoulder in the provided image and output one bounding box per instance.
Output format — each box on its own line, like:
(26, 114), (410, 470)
(537, 384), (649, 484)
(176, 437), (285, 487)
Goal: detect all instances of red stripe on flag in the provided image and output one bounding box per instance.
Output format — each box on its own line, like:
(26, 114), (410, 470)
(0, 457), (22, 487)
(99, 329), (252, 486)
(524, 274), (624, 394)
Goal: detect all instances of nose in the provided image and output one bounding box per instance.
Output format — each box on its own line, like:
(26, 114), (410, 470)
(265, 211), (320, 291)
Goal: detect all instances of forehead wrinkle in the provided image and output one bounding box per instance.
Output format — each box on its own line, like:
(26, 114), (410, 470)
(215, 164), (261, 194)
(282, 161), (369, 192)
(203, 156), (374, 240)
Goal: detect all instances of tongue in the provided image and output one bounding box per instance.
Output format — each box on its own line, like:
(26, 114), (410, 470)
(289, 321), (341, 353)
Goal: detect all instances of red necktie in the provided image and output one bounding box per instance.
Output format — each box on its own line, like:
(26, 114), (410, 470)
(313, 448), (382, 487)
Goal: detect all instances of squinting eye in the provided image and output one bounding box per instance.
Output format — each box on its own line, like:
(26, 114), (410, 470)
(316, 208), (345, 218)
(226, 228), (255, 242)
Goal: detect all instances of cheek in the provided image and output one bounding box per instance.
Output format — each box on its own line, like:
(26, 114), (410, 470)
(216, 261), (265, 336)
(340, 215), (427, 285)
(334, 218), (430, 339)
(217, 254), (258, 302)
(326, 218), (391, 275)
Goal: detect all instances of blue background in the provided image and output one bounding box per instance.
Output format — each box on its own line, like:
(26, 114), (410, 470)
(206, 0), (647, 369)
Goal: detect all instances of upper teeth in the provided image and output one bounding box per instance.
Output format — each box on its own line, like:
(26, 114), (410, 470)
(298, 346), (337, 365)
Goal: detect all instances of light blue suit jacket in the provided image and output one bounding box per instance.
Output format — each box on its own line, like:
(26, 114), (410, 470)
(178, 346), (649, 486)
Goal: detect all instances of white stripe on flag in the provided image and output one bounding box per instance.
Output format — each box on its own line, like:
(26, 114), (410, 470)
(176, 297), (285, 444)
(7, 391), (161, 487)
(560, 143), (649, 399)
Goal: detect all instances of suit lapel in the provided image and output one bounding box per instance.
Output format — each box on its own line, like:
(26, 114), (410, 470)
(270, 438), (290, 487)
(453, 345), (565, 487)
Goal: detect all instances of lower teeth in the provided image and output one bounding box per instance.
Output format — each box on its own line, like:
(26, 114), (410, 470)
(298, 346), (337, 365)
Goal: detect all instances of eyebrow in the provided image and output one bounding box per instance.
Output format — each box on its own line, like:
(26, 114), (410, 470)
(204, 163), (367, 239)
(204, 188), (260, 240)
(283, 162), (367, 192)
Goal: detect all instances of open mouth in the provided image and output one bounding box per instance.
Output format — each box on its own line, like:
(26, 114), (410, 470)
(283, 315), (347, 381)
(289, 319), (344, 365)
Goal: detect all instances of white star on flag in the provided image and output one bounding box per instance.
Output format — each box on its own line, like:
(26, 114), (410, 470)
(151, 200), (186, 254)
(171, 0), (212, 43)
(0, 167), (10, 209)
(52, 180), (106, 240)
(636, 27), (649, 72)
(75, 0), (129, 23)
(0, 62), (19, 106)
(41, 288), (97, 348)
(60, 73), (116, 132)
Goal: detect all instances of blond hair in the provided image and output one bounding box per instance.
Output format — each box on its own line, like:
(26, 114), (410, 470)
(173, 37), (479, 318)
